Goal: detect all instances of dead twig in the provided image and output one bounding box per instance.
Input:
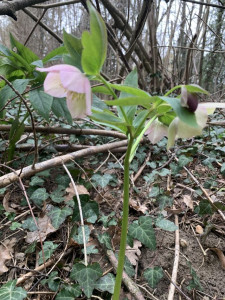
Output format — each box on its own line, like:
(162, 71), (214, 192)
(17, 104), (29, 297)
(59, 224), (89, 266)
(0, 140), (128, 188)
(167, 212), (180, 300)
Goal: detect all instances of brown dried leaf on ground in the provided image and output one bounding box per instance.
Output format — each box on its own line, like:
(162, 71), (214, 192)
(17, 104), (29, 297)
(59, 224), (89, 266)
(0, 238), (17, 275)
(210, 248), (225, 270)
(3, 192), (16, 212)
(129, 198), (148, 214)
(126, 240), (142, 266)
(183, 194), (193, 210)
(65, 183), (89, 201)
(26, 215), (56, 243)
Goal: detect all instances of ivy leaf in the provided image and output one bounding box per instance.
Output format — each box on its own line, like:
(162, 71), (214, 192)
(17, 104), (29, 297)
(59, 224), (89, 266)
(98, 232), (113, 250)
(95, 273), (115, 294)
(72, 194), (99, 223)
(157, 195), (173, 210)
(144, 267), (163, 288)
(30, 188), (49, 206)
(48, 206), (72, 229)
(38, 241), (58, 264)
(178, 155), (193, 167)
(128, 216), (156, 250)
(41, 271), (60, 292)
(0, 280), (27, 300)
(73, 225), (90, 244)
(81, 1), (107, 75)
(194, 200), (213, 216)
(50, 188), (65, 203)
(187, 262), (202, 291)
(29, 88), (53, 121)
(30, 176), (44, 187)
(22, 217), (38, 231)
(70, 263), (102, 298)
(91, 173), (114, 188)
(55, 284), (82, 300)
(155, 218), (178, 232)
(115, 254), (135, 277)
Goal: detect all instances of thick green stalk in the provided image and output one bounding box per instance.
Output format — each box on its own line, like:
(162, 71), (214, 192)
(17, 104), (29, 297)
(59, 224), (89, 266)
(112, 136), (134, 300)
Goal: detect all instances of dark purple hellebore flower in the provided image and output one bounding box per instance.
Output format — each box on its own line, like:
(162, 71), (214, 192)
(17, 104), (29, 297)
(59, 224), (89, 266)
(180, 86), (198, 112)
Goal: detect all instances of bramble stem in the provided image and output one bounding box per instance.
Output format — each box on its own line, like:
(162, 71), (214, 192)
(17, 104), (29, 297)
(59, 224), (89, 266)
(112, 136), (134, 300)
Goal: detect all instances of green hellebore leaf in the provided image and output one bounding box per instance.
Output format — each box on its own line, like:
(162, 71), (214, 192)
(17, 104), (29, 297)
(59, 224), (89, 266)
(81, 1), (107, 75)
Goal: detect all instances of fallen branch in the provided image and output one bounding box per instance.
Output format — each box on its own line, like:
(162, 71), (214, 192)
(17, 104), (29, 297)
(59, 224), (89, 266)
(0, 125), (127, 139)
(0, 140), (128, 188)
(16, 248), (73, 286)
(106, 250), (145, 300)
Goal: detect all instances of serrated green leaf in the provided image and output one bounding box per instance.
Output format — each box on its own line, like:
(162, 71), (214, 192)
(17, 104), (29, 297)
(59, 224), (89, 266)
(128, 216), (156, 250)
(105, 95), (153, 107)
(43, 46), (68, 63)
(95, 273), (115, 294)
(29, 88), (53, 121)
(155, 218), (178, 231)
(98, 232), (113, 250)
(81, 1), (107, 75)
(51, 97), (72, 124)
(144, 267), (163, 288)
(72, 195), (99, 223)
(30, 188), (49, 206)
(48, 206), (72, 229)
(63, 31), (82, 70)
(0, 79), (29, 111)
(10, 33), (39, 64)
(70, 263), (102, 298)
(0, 280), (27, 300)
(38, 241), (58, 264)
(56, 284), (82, 300)
(91, 173), (114, 188)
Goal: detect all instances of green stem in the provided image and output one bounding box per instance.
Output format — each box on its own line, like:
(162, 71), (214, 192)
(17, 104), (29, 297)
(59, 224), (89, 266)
(112, 136), (134, 300)
(96, 74), (131, 129)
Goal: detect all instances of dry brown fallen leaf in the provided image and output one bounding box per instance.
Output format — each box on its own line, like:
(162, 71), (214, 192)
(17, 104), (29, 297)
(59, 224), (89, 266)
(129, 199), (148, 214)
(3, 192), (16, 213)
(210, 248), (225, 270)
(196, 225), (204, 234)
(183, 194), (193, 210)
(126, 240), (142, 266)
(26, 215), (56, 243)
(65, 183), (89, 202)
(0, 238), (17, 275)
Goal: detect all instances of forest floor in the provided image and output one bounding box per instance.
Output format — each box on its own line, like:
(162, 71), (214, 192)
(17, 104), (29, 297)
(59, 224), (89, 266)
(0, 119), (225, 300)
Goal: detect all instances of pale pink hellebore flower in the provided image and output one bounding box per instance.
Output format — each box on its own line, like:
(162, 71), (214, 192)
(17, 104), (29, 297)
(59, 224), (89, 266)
(37, 64), (91, 118)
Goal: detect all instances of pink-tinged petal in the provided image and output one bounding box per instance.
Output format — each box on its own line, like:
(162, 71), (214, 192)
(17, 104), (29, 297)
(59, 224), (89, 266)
(44, 72), (67, 97)
(198, 102), (225, 115)
(167, 118), (178, 149)
(37, 64), (80, 74)
(167, 117), (204, 149)
(60, 71), (90, 94)
(66, 91), (87, 118)
(146, 119), (168, 144)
